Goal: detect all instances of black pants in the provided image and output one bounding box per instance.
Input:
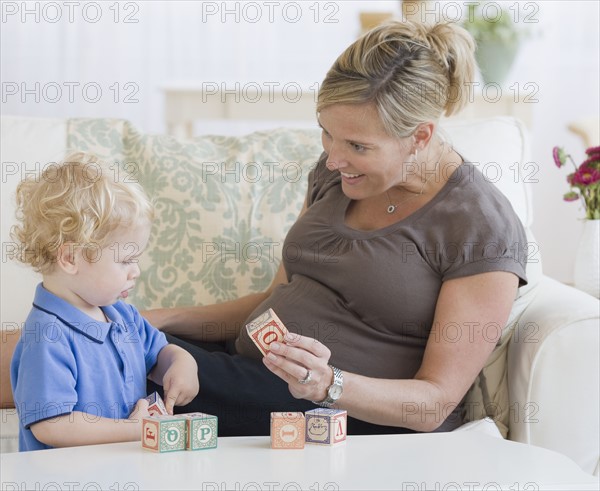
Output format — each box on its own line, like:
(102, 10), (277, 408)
(148, 333), (417, 437)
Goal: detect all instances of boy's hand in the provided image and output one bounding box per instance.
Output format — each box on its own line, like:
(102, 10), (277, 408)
(127, 398), (151, 440)
(162, 360), (200, 415)
(149, 344), (200, 415)
(128, 398), (151, 423)
(31, 401), (153, 447)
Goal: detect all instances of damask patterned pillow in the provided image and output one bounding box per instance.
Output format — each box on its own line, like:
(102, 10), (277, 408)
(66, 119), (322, 309)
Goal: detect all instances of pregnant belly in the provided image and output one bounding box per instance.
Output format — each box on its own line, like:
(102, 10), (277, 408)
(234, 275), (427, 379)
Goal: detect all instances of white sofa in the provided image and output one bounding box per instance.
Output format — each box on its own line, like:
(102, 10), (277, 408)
(1, 115), (598, 477)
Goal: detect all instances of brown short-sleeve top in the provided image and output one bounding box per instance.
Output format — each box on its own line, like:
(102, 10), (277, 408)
(235, 154), (528, 384)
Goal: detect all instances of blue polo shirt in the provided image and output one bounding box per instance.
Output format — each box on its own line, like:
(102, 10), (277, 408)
(11, 283), (168, 451)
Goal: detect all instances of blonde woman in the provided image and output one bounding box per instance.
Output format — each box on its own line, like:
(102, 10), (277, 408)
(145, 21), (528, 435)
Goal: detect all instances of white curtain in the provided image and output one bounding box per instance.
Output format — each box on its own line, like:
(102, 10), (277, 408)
(3, 1), (597, 132)
(1, 1), (396, 133)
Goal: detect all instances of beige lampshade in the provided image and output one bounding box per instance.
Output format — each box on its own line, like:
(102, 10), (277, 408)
(568, 117), (600, 148)
(359, 12), (394, 34)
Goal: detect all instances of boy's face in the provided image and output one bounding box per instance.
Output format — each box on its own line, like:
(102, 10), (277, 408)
(72, 224), (151, 308)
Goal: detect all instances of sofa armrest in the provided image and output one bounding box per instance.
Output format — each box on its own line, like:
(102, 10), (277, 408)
(1, 329), (20, 453)
(1, 328), (20, 409)
(508, 275), (599, 474)
(1, 408), (19, 453)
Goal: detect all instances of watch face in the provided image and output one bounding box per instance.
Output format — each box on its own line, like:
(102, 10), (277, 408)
(328, 384), (343, 400)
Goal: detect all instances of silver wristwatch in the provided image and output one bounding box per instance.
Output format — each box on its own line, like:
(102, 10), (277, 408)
(312, 365), (343, 408)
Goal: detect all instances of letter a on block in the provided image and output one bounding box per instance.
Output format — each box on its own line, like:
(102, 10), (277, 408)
(333, 413), (347, 444)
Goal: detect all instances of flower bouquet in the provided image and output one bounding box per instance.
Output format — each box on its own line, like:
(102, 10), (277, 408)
(553, 145), (600, 220)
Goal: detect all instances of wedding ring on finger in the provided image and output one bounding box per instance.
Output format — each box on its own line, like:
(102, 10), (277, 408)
(298, 368), (312, 384)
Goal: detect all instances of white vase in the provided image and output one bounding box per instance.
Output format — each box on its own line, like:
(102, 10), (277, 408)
(573, 219), (600, 298)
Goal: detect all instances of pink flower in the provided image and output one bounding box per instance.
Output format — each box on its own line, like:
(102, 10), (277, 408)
(553, 146), (567, 168)
(582, 157), (600, 168)
(585, 145), (600, 157)
(552, 145), (600, 219)
(585, 146), (600, 169)
(572, 166), (600, 186)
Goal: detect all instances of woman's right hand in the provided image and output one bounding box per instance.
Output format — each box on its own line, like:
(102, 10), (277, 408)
(263, 332), (333, 403)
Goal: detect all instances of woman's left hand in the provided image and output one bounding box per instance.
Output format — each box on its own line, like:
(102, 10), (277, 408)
(262, 333), (333, 402)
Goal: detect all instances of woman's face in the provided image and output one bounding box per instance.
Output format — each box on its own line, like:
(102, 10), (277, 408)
(318, 103), (414, 202)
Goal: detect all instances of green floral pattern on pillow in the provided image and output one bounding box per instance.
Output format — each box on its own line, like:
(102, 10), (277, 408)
(66, 119), (322, 309)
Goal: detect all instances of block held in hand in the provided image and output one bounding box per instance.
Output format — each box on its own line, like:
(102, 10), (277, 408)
(145, 391), (168, 416)
(246, 308), (289, 356)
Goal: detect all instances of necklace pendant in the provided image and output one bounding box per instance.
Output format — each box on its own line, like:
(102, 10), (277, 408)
(387, 204), (396, 214)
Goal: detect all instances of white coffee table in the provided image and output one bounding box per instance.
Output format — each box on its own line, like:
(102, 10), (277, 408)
(1, 432), (598, 491)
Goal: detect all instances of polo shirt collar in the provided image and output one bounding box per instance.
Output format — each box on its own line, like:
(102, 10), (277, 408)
(32, 283), (122, 344)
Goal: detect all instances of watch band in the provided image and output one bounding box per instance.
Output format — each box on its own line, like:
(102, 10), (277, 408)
(312, 365), (343, 408)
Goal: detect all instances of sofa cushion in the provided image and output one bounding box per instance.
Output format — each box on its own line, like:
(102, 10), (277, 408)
(66, 119), (323, 309)
(441, 116), (532, 228)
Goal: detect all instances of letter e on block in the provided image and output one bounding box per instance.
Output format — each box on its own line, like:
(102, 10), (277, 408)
(271, 412), (305, 449)
(142, 418), (160, 452)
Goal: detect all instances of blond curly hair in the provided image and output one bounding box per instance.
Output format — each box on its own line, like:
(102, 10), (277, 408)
(11, 152), (154, 273)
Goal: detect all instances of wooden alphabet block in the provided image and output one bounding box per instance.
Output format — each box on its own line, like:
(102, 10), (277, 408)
(270, 412), (305, 449)
(142, 415), (187, 452)
(305, 408), (347, 445)
(246, 308), (289, 356)
(183, 412), (218, 450)
(145, 391), (168, 416)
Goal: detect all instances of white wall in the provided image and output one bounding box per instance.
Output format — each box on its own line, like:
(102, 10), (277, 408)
(511, 1), (600, 284)
(1, 0), (599, 284)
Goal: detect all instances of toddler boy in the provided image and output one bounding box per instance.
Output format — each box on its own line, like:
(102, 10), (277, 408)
(10, 152), (199, 451)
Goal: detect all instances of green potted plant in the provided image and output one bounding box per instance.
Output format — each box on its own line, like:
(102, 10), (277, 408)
(462, 2), (527, 86)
